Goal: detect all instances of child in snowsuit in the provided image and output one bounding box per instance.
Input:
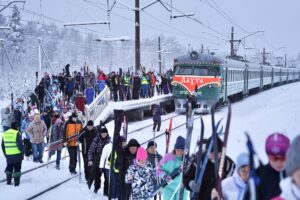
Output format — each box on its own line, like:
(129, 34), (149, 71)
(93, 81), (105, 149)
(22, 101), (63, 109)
(125, 147), (155, 200)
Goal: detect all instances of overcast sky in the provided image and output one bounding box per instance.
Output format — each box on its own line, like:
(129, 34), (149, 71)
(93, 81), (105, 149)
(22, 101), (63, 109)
(2, 0), (299, 58)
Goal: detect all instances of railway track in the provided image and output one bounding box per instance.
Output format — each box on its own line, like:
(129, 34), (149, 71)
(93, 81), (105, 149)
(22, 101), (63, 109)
(0, 155), (69, 183)
(25, 173), (80, 200)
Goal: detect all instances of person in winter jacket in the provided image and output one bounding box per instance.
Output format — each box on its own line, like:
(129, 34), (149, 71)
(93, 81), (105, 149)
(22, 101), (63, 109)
(123, 72), (132, 100)
(156, 136), (188, 200)
(272, 135), (300, 200)
(140, 73), (149, 98)
(74, 93), (85, 115)
(63, 112), (82, 174)
(183, 136), (235, 200)
(20, 114), (33, 159)
(65, 76), (75, 101)
(125, 147), (155, 200)
(99, 141), (112, 197)
(220, 152), (250, 200)
(48, 118), (64, 170)
(26, 111), (47, 163)
(87, 126), (111, 194)
(78, 120), (97, 181)
(147, 141), (162, 200)
(85, 84), (95, 105)
(256, 133), (290, 200)
(117, 138), (140, 200)
(1, 107), (13, 132)
(152, 104), (166, 132)
(14, 99), (24, 126)
(1, 122), (25, 186)
(132, 73), (141, 100)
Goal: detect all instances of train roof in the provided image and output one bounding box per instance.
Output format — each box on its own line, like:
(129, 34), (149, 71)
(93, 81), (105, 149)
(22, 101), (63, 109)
(174, 51), (222, 66)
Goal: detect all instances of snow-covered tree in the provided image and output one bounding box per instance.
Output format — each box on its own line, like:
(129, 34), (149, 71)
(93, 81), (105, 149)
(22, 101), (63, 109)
(6, 5), (24, 63)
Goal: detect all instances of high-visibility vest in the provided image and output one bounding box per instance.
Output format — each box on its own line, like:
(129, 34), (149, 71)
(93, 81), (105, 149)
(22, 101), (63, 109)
(124, 76), (130, 86)
(141, 76), (148, 85)
(2, 129), (21, 155)
(107, 152), (119, 173)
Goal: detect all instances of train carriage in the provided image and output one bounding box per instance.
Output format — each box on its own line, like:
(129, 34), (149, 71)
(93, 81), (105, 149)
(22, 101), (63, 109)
(172, 51), (300, 113)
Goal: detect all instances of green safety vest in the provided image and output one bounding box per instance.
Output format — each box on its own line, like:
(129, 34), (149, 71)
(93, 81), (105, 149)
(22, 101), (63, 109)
(124, 76), (130, 86)
(141, 76), (148, 85)
(107, 152), (119, 173)
(2, 129), (21, 155)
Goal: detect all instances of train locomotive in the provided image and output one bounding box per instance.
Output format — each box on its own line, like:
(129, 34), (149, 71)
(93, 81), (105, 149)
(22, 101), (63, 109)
(172, 51), (300, 113)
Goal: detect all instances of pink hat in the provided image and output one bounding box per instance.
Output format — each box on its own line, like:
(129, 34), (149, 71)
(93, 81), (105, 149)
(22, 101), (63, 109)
(265, 133), (290, 156)
(136, 147), (148, 161)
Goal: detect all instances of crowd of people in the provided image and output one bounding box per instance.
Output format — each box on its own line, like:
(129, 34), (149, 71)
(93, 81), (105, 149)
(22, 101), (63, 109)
(1, 64), (300, 200)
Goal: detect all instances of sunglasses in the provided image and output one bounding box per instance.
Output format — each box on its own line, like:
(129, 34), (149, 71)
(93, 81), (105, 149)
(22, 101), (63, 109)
(268, 155), (286, 162)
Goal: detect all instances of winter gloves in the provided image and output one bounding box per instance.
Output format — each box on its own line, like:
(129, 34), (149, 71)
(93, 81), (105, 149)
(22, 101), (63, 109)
(188, 180), (200, 192)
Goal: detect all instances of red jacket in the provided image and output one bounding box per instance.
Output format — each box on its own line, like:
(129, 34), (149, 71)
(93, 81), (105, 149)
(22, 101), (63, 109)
(75, 96), (85, 112)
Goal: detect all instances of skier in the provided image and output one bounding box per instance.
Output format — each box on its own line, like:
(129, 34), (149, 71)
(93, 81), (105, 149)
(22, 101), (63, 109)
(1, 122), (25, 186)
(147, 141), (162, 200)
(117, 138), (140, 200)
(99, 140), (112, 197)
(65, 76), (75, 101)
(123, 72), (132, 100)
(272, 135), (300, 200)
(1, 107), (13, 132)
(152, 103), (166, 132)
(85, 83), (95, 105)
(156, 136), (188, 200)
(63, 112), (82, 174)
(183, 136), (235, 200)
(48, 118), (64, 170)
(214, 152), (250, 200)
(125, 147), (155, 200)
(132, 72), (141, 100)
(140, 73), (149, 98)
(26, 110), (47, 163)
(74, 92), (85, 115)
(78, 120), (97, 182)
(256, 133), (290, 200)
(87, 126), (110, 194)
(20, 113), (33, 160)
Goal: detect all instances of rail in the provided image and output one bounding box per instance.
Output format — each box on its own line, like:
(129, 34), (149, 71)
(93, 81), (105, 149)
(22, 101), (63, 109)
(85, 85), (111, 122)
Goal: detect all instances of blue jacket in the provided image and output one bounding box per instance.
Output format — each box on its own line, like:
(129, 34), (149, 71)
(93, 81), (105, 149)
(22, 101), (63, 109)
(20, 118), (31, 140)
(65, 80), (75, 93)
(1, 130), (25, 164)
(85, 87), (94, 105)
(153, 105), (164, 121)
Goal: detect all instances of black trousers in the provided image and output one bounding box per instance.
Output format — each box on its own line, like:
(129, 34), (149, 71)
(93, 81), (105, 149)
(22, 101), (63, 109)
(23, 139), (32, 157)
(82, 154), (91, 181)
(67, 146), (77, 173)
(153, 120), (161, 132)
(5, 162), (22, 175)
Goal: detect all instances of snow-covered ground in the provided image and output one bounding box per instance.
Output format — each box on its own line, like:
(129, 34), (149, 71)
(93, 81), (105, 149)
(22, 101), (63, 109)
(0, 82), (300, 199)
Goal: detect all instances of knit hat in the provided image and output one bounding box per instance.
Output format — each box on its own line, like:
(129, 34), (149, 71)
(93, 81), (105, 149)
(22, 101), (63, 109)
(285, 135), (300, 176)
(100, 127), (108, 134)
(11, 122), (19, 130)
(174, 136), (185, 150)
(127, 139), (140, 148)
(136, 147), (148, 161)
(147, 141), (157, 149)
(236, 152), (250, 170)
(87, 120), (94, 126)
(71, 112), (78, 118)
(206, 136), (223, 152)
(265, 133), (290, 156)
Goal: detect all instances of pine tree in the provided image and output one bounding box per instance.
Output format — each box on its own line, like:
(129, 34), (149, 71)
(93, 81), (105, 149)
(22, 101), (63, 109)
(7, 5), (24, 63)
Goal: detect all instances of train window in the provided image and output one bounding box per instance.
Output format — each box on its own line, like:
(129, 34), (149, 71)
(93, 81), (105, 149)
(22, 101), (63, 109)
(174, 66), (193, 75)
(194, 66), (221, 76)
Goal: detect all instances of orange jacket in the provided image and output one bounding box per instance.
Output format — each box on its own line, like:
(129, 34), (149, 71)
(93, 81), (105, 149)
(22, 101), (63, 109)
(64, 119), (82, 146)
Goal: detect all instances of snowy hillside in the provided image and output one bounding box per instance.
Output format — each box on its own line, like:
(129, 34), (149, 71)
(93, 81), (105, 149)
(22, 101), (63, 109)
(0, 82), (300, 199)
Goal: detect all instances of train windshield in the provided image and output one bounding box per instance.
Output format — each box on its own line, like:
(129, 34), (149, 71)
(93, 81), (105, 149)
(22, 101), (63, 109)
(194, 66), (221, 76)
(174, 66), (193, 75)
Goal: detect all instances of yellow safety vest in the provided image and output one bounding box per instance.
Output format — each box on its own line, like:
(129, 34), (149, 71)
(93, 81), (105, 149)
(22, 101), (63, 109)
(141, 76), (148, 85)
(107, 152), (119, 173)
(2, 129), (21, 155)
(124, 76), (130, 86)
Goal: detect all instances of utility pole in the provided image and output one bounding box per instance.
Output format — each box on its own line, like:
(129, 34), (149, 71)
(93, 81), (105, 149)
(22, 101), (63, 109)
(285, 54), (287, 68)
(38, 39), (42, 73)
(158, 36), (162, 74)
(229, 27), (242, 58)
(200, 44), (204, 54)
(135, 0), (141, 71)
(262, 48), (269, 65)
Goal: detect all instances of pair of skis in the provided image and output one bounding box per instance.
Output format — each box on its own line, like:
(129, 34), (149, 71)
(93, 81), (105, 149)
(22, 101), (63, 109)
(191, 102), (231, 199)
